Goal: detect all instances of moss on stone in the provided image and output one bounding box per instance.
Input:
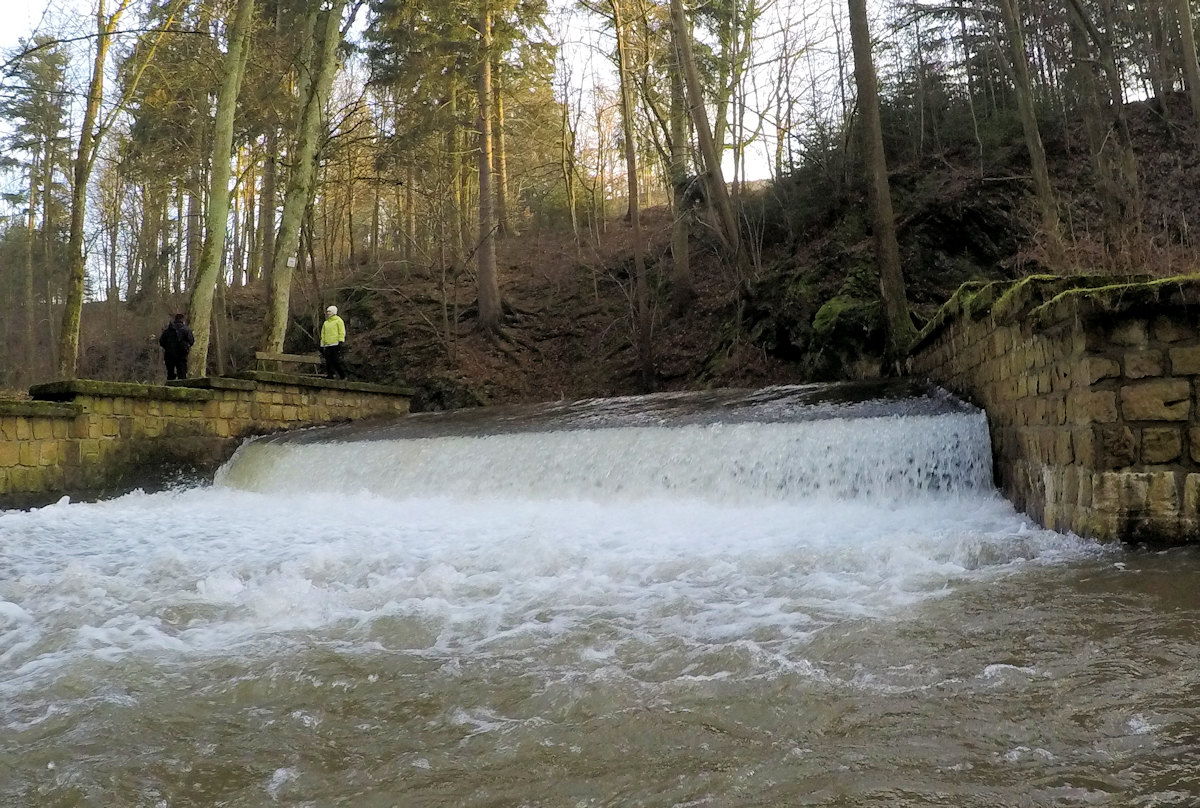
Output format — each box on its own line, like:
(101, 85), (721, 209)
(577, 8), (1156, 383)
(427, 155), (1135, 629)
(812, 294), (880, 339)
(1030, 275), (1200, 328)
(30, 379), (214, 403)
(908, 273), (1180, 356)
(0, 399), (81, 418)
(226, 370), (414, 395)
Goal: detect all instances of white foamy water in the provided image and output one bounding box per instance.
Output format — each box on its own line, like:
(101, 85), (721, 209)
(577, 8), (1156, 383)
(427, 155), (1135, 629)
(216, 413), (993, 502)
(0, 470), (1098, 707)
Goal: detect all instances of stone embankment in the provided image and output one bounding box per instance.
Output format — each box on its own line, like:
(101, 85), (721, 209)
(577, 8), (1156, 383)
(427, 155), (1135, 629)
(910, 275), (1200, 545)
(0, 372), (411, 508)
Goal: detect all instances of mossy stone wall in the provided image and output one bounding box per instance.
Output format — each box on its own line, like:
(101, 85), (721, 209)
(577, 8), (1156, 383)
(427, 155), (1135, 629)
(909, 275), (1200, 545)
(0, 375), (411, 508)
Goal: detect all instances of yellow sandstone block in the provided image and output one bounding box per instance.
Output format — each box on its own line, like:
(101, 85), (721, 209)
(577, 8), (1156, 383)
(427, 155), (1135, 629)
(32, 420), (53, 440)
(0, 441), (19, 467)
(38, 441), (59, 465)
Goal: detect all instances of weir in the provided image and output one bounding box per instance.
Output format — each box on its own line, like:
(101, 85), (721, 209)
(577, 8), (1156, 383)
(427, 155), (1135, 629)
(4, 377), (1198, 805)
(220, 379), (994, 502)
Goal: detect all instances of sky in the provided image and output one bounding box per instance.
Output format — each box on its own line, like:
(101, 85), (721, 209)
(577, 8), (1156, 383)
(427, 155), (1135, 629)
(1, 1), (60, 51)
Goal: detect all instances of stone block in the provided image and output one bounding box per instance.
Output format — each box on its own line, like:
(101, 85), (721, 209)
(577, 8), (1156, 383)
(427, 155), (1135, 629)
(19, 442), (37, 466)
(0, 441), (19, 467)
(1142, 428), (1182, 464)
(15, 420), (31, 440)
(1069, 391), (1118, 424)
(1096, 425), (1136, 469)
(52, 420), (68, 439)
(1184, 474), (1200, 517)
(1122, 473), (1153, 512)
(1120, 380), (1190, 421)
(1093, 472), (1122, 514)
(1083, 356), (1120, 385)
(1074, 429), (1095, 467)
(1111, 320), (1149, 347)
(0, 417), (15, 441)
(1055, 431), (1074, 465)
(1169, 346), (1200, 375)
(1190, 427), (1200, 464)
(32, 420), (53, 440)
(1154, 315), (1193, 343)
(1077, 471), (1093, 509)
(1125, 350), (1164, 380)
(38, 441), (59, 465)
(1148, 472), (1180, 514)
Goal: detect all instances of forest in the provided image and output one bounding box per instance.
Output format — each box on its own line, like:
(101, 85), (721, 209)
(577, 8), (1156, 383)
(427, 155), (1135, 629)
(1, 0), (1199, 408)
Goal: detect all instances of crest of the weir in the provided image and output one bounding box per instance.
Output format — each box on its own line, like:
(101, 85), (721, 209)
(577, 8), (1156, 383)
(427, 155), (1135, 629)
(218, 379), (995, 503)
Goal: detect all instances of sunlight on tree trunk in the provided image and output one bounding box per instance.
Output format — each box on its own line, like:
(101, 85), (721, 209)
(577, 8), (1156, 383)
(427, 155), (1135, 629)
(188, 0), (254, 378)
(262, 0), (349, 355)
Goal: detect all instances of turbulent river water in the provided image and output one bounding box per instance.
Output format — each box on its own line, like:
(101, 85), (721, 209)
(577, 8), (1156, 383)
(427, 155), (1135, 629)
(2, 382), (1198, 807)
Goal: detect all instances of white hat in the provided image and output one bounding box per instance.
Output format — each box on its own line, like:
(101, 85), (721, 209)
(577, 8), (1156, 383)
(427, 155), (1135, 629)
(326, 305), (337, 315)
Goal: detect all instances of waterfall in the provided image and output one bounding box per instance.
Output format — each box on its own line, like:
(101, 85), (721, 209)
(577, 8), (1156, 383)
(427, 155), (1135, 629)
(216, 380), (994, 502)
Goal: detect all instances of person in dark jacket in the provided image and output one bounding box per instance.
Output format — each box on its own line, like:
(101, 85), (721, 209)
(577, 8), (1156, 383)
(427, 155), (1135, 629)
(159, 313), (195, 381)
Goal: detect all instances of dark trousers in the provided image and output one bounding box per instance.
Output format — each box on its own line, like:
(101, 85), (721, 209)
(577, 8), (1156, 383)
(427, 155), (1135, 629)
(321, 344), (347, 379)
(165, 351), (188, 381)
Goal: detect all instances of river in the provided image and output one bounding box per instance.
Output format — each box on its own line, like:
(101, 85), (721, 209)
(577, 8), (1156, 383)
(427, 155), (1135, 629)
(2, 382), (1197, 806)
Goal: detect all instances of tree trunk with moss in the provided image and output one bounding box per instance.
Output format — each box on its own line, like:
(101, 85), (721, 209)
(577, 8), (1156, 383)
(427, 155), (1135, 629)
(847, 0), (916, 362)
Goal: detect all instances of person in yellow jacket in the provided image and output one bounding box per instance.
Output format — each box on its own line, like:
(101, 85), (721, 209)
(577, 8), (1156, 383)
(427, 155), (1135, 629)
(319, 305), (348, 379)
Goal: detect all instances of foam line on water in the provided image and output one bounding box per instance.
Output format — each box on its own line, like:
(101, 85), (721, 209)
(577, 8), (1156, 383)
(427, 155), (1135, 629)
(216, 412), (993, 503)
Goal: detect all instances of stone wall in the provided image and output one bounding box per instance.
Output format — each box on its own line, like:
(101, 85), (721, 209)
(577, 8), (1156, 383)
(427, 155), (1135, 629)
(0, 374), (411, 509)
(909, 275), (1200, 545)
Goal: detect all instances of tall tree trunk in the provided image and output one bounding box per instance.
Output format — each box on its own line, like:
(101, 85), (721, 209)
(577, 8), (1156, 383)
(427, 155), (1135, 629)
(1175, 0), (1200, 136)
(560, 98), (581, 257)
(184, 175), (202, 287)
(258, 133), (277, 285)
(612, 0), (652, 386)
(448, 83), (466, 262)
(475, 2), (502, 333)
(261, 0), (348, 354)
(668, 56), (693, 311)
(847, 0), (916, 362)
(188, 0), (253, 378)
(492, 51), (513, 237)
(669, 0), (743, 270)
(23, 159), (39, 378)
(997, 0), (1064, 264)
(57, 0), (118, 378)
